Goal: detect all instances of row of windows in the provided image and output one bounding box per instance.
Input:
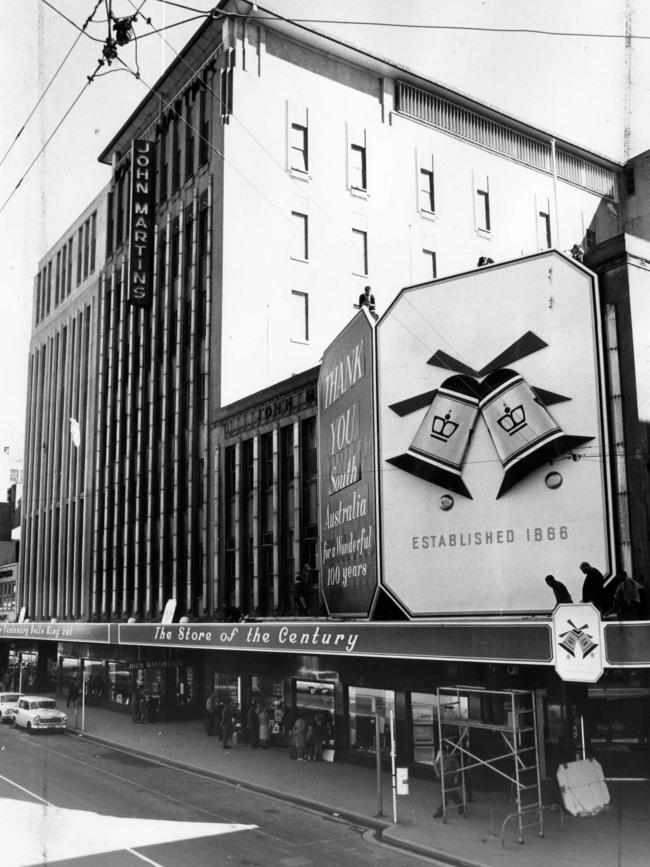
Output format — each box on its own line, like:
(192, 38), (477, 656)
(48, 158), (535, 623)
(35, 212), (97, 324)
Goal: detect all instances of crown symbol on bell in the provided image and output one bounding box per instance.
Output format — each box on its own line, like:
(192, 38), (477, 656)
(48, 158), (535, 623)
(431, 409), (459, 442)
(497, 402), (526, 435)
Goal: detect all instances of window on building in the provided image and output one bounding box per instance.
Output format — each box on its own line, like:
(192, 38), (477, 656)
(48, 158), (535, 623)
(106, 191), (114, 256)
(291, 211), (309, 261)
(61, 244), (67, 300)
(538, 210), (552, 249)
(291, 290), (309, 342)
(349, 143), (367, 191)
(198, 87), (210, 166)
(475, 179), (491, 233)
(46, 262), (51, 314)
(77, 227), (83, 284)
(171, 102), (182, 192)
(184, 204), (194, 291)
(67, 239), (73, 293)
(89, 212), (96, 273)
(585, 228), (597, 252)
(352, 227), (368, 275)
(185, 94), (195, 180)
(624, 165), (635, 197)
(300, 416), (318, 574)
(422, 249), (437, 279)
(419, 167), (435, 213)
(279, 424), (295, 613)
(171, 217), (180, 285)
(220, 49), (234, 121)
(55, 251), (61, 306)
(83, 218), (90, 279)
(159, 124), (168, 202)
(290, 122), (308, 173)
(348, 687), (395, 755)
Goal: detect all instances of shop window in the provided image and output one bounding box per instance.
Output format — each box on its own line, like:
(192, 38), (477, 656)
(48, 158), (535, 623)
(295, 678), (335, 746)
(348, 686), (395, 755)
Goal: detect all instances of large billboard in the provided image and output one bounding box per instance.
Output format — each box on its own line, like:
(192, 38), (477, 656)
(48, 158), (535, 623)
(318, 312), (378, 617)
(376, 252), (614, 616)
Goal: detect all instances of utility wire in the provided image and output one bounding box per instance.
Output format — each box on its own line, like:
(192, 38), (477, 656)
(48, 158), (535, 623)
(1, 1), (106, 170)
(40, 0), (106, 42)
(0, 64), (102, 217)
(149, 1), (650, 41)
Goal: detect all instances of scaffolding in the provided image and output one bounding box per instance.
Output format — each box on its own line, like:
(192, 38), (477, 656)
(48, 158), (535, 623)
(436, 686), (563, 844)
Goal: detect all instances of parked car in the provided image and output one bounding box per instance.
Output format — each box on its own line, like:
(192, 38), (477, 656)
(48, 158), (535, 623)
(13, 696), (67, 732)
(0, 692), (21, 724)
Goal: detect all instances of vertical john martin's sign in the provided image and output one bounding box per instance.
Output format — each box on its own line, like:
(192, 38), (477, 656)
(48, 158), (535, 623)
(318, 312), (378, 617)
(127, 139), (156, 307)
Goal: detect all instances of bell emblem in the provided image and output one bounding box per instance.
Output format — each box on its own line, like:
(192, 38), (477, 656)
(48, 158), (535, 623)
(387, 374), (480, 498)
(479, 369), (593, 498)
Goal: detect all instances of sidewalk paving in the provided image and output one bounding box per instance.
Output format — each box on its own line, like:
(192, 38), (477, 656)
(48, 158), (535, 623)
(67, 706), (649, 867)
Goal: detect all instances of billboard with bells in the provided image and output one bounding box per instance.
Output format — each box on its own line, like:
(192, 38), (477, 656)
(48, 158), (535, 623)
(376, 251), (614, 616)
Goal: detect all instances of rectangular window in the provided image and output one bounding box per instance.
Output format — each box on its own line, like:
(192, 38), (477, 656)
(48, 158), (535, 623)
(198, 88), (209, 166)
(106, 191), (114, 256)
(83, 218), (90, 278)
(624, 165), (635, 197)
(538, 210), (552, 249)
(419, 167), (435, 213)
(291, 211), (309, 260)
(185, 94), (194, 180)
(349, 143), (367, 191)
(76, 227), (83, 284)
(291, 290), (309, 342)
(348, 687), (395, 756)
(67, 239), (73, 293)
(352, 227), (368, 276)
(423, 249), (437, 279)
(171, 103), (181, 192)
(585, 228), (596, 251)
(476, 188), (490, 232)
(55, 251), (61, 306)
(171, 217), (180, 285)
(220, 49), (234, 120)
(61, 244), (67, 300)
(46, 262), (52, 314)
(290, 123), (308, 173)
(89, 212), (96, 272)
(159, 125), (168, 202)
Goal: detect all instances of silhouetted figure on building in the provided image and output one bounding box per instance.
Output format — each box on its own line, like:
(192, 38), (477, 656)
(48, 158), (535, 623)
(570, 244), (584, 263)
(477, 256), (494, 267)
(545, 574), (573, 607)
(358, 285), (377, 319)
(613, 571), (643, 621)
(580, 561), (606, 613)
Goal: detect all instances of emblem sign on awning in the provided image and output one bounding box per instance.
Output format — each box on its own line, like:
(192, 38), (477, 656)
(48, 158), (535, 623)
(552, 603), (604, 682)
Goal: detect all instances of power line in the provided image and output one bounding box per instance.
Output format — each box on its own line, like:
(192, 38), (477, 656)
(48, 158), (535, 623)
(0, 64), (102, 217)
(149, 1), (650, 41)
(40, 0), (106, 42)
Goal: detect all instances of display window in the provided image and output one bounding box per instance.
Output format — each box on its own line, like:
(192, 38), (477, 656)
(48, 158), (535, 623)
(410, 691), (470, 765)
(348, 687), (395, 755)
(251, 676), (289, 738)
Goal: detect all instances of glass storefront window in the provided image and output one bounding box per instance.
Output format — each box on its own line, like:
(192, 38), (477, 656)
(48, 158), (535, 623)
(348, 687), (395, 755)
(251, 676), (289, 737)
(411, 692), (437, 766)
(295, 679), (335, 741)
(108, 662), (131, 705)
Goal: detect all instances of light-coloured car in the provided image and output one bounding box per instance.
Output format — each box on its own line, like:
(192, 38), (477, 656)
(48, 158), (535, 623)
(13, 696), (67, 732)
(0, 692), (21, 724)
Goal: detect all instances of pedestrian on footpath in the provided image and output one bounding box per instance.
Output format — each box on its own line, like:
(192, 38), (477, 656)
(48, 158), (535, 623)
(258, 705), (270, 748)
(221, 697), (234, 749)
(131, 684), (145, 724)
(291, 714), (307, 761)
(205, 689), (217, 735)
(433, 745), (465, 818)
(247, 702), (259, 748)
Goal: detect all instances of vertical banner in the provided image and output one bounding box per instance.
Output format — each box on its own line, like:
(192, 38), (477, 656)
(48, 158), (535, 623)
(318, 311), (378, 617)
(127, 139), (156, 307)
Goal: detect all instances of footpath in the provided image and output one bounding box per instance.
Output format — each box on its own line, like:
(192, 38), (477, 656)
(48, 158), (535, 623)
(67, 706), (649, 867)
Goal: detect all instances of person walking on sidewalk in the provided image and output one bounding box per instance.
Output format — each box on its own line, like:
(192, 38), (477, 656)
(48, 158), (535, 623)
(291, 714), (307, 761)
(258, 705), (270, 748)
(433, 745), (465, 818)
(221, 697), (234, 749)
(205, 689), (217, 735)
(247, 702), (259, 748)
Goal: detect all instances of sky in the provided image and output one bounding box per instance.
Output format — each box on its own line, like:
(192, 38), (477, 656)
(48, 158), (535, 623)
(0, 0), (648, 460)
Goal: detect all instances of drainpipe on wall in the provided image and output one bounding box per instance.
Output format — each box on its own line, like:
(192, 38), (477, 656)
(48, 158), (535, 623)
(550, 139), (560, 249)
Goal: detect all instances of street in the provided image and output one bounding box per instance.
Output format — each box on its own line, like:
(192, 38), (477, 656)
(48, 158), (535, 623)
(0, 725), (433, 867)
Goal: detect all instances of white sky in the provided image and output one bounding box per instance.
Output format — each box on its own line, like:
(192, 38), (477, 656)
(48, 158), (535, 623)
(0, 0), (648, 456)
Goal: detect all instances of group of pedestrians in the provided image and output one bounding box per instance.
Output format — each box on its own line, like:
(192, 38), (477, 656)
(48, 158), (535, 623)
(289, 712), (331, 762)
(545, 560), (646, 621)
(205, 692), (274, 750)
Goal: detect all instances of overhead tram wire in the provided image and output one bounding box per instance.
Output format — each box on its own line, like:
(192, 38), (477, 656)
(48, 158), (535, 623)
(40, 0), (107, 42)
(149, 1), (648, 41)
(0, 1), (107, 169)
(0, 61), (104, 218)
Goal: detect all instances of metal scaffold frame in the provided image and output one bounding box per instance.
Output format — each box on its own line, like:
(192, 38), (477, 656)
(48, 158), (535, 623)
(436, 685), (563, 845)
